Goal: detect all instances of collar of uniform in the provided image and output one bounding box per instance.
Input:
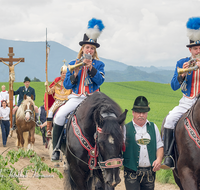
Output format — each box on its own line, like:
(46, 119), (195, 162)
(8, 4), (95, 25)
(132, 119), (150, 128)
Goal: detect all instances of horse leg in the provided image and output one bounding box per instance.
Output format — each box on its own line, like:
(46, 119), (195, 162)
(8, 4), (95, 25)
(16, 130), (21, 147)
(17, 128), (25, 147)
(29, 127), (35, 150)
(178, 166), (198, 190)
(69, 165), (91, 190)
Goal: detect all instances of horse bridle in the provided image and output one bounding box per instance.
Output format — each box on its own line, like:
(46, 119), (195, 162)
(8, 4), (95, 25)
(69, 113), (123, 171)
(24, 104), (35, 122)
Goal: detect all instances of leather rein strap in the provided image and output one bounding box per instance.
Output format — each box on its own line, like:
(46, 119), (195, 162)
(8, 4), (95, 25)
(71, 115), (123, 170)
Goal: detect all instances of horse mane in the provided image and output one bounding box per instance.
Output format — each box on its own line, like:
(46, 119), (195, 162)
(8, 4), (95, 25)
(79, 92), (124, 145)
(17, 96), (35, 120)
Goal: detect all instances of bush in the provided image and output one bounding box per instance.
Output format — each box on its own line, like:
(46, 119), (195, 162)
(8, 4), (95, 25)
(0, 149), (63, 189)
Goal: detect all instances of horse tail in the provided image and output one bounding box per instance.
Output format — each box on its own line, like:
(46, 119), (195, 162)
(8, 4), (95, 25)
(63, 168), (76, 190)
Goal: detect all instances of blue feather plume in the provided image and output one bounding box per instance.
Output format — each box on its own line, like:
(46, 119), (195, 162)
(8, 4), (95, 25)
(86, 18), (105, 40)
(186, 17), (200, 42)
(87, 18), (105, 31)
(186, 17), (200, 30)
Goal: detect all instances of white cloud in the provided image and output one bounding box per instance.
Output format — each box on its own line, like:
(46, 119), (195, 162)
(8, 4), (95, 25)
(0, 0), (199, 67)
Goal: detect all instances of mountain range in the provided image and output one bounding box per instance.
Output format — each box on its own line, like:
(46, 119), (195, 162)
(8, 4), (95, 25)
(0, 38), (174, 83)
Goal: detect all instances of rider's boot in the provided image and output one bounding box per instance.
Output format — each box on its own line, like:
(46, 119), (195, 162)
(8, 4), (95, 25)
(51, 124), (63, 162)
(35, 112), (42, 127)
(46, 118), (53, 138)
(161, 128), (175, 170)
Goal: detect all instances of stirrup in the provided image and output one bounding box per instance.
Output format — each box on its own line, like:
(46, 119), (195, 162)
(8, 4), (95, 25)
(51, 150), (60, 162)
(160, 155), (175, 170)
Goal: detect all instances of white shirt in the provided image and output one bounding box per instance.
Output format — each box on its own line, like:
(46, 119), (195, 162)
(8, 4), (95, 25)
(124, 119), (163, 167)
(0, 107), (10, 120)
(0, 91), (16, 106)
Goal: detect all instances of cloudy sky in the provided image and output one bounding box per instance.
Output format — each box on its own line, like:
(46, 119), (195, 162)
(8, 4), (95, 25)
(0, 0), (200, 67)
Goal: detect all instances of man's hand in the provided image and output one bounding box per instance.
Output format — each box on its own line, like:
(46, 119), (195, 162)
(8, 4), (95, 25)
(74, 59), (80, 77)
(152, 159), (162, 172)
(196, 58), (200, 69)
(83, 58), (92, 71)
(181, 62), (189, 78)
(44, 81), (48, 86)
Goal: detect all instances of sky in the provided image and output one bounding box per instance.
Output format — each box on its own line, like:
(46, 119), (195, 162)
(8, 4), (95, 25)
(0, 0), (200, 67)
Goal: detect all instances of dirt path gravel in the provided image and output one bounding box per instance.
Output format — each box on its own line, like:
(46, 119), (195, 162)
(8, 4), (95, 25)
(0, 130), (179, 190)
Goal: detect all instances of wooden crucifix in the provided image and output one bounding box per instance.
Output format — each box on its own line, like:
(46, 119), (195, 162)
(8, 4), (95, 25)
(0, 47), (25, 127)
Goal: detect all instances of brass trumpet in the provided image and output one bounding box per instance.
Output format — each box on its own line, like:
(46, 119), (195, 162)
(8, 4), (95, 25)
(67, 53), (92, 73)
(177, 54), (200, 75)
(68, 62), (86, 73)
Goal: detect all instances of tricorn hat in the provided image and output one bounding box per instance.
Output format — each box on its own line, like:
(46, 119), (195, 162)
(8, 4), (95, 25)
(186, 17), (200, 48)
(79, 18), (105, 48)
(24, 76), (31, 83)
(131, 96), (150, 113)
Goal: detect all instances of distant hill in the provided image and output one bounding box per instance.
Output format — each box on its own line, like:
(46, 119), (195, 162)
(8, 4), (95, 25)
(105, 66), (174, 83)
(0, 38), (174, 83)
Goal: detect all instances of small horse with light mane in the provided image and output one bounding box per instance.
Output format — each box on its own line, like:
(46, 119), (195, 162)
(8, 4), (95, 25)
(16, 95), (36, 149)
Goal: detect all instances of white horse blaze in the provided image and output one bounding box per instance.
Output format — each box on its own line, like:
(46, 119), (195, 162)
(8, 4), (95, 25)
(25, 102), (31, 120)
(108, 135), (114, 144)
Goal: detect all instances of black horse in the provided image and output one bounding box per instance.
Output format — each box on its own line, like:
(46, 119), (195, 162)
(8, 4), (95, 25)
(161, 95), (200, 190)
(63, 91), (127, 190)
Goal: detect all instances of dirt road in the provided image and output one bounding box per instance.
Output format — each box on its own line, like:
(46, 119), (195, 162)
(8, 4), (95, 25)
(0, 131), (178, 190)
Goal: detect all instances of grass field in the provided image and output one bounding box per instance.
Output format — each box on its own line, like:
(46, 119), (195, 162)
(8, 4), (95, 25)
(0, 81), (182, 129)
(0, 80), (183, 184)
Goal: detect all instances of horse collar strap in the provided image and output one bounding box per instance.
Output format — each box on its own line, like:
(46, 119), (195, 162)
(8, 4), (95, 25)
(71, 115), (98, 170)
(184, 117), (200, 148)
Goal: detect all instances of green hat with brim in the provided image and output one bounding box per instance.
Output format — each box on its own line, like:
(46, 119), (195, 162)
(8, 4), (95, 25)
(131, 96), (150, 113)
(24, 76), (31, 83)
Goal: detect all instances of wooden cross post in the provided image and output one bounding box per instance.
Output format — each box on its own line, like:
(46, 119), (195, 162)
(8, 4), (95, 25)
(0, 47), (25, 128)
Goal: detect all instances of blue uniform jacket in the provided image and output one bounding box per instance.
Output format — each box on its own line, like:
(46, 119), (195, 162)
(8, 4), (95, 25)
(171, 57), (193, 97)
(14, 86), (35, 106)
(64, 59), (105, 94)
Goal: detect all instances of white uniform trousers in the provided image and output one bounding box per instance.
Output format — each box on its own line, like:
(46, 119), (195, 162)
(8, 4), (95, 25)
(164, 95), (197, 129)
(48, 99), (66, 118)
(54, 94), (87, 126)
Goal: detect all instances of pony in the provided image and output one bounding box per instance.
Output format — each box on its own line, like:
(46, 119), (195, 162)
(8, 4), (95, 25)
(161, 95), (200, 190)
(16, 94), (36, 149)
(63, 91), (127, 190)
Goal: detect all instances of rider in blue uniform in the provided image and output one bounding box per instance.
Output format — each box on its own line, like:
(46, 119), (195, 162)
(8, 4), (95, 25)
(51, 18), (105, 162)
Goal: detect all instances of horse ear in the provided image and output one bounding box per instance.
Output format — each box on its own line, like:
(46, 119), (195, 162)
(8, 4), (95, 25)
(117, 109), (128, 125)
(24, 94), (27, 100)
(31, 95), (34, 100)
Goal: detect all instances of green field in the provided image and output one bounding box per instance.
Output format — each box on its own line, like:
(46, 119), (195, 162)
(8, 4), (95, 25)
(0, 81), (182, 184)
(0, 81), (182, 129)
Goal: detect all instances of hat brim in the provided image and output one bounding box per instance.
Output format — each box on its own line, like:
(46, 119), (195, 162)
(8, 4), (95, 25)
(186, 43), (200, 48)
(79, 41), (100, 48)
(131, 107), (150, 113)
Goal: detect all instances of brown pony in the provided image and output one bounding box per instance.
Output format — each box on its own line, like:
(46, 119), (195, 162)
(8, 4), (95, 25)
(161, 96), (200, 190)
(16, 95), (36, 149)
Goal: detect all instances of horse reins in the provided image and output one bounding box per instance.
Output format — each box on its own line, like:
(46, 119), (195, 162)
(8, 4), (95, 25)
(68, 114), (123, 171)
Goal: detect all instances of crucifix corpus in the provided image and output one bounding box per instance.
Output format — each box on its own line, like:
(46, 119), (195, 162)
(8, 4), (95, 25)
(0, 47), (25, 127)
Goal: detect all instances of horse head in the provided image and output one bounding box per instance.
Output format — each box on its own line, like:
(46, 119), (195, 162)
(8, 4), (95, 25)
(18, 95), (35, 122)
(94, 105), (128, 187)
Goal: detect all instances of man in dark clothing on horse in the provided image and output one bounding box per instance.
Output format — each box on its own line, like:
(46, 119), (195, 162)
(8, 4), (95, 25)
(161, 17), (200, 170)
(11, 76), (41, 131)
